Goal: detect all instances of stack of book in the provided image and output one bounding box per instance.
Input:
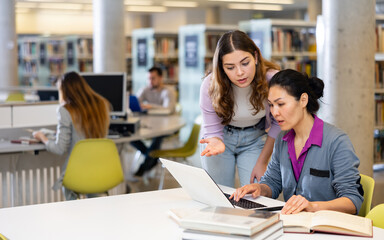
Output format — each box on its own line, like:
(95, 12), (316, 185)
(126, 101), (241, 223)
(168, 207), (283, 240)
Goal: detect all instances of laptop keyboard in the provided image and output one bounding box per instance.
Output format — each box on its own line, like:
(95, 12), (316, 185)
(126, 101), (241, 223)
(224, 193), (266, 209)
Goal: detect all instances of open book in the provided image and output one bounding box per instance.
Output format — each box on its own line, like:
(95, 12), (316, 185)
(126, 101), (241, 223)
(279, 210), (373, 237)
(169, 206), (279, 236)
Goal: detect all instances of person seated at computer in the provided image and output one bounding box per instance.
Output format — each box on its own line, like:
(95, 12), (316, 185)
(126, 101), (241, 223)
(131, 66), (177, 176)
(230, 69), (364, 215)
(33, 71), (110, 200)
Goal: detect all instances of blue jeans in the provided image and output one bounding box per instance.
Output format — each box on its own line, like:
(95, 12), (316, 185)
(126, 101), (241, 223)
(200, 126), (267, 188)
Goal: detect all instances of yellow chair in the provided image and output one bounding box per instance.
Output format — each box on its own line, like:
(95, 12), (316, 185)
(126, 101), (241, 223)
(366, 204), (384, 229)
(359, 174), (375, 217)
(149, 116), (201, 190)
(62, 139), (124, 197)
(6, 92), (25, 102)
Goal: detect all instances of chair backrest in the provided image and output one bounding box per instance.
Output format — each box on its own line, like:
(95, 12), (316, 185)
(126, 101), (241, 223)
(6, 92), (25, 102)
(183, 123), (201, 156)
(366, 204), (384, 229)
(359, 174), (375, 217)
(62, 138), (124, 194)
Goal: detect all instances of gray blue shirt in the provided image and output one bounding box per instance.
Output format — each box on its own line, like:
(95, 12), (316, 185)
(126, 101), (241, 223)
(45, 105), (84, 189)
(260, 117), (364, 214)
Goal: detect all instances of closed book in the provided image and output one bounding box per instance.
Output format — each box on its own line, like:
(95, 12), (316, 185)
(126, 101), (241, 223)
(279, 210), (373, 237)
(11, 138), (41, 145)
(171, 207), (279, 236)
(182, 220), (283, 240)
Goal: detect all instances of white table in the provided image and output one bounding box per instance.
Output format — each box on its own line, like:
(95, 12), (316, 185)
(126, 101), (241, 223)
(0, 114), (186, 208)
(0, 188), (382, 240)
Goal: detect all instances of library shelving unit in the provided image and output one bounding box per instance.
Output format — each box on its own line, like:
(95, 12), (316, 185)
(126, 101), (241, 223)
(38, 36), (66, 86)
(126, 35), (132, 92)
(65, 35), (93, 73)
(239, 19), (317, 76)
(17, 37), (40, 86)
(178, 24), (237, 138)
(374, 14), (384, 168)
(131, 28), (178, 94)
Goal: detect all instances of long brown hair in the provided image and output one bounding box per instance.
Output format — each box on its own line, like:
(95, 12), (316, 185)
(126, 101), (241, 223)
(58, 71), (110, 138)
(209, 30), (280, 125)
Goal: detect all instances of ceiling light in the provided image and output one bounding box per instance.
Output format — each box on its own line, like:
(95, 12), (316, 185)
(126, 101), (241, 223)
(253, 0), (293, 3)
(16, 2), (38, 8)
(16, 8), (31, 14)
(210, 0), (292, 4)
(124, 0), (153, 6)
(126, 6), (167, 12)
(228, 3), (283, 11)
(38, 3), (84, 10)
(163, 1), (198, 7)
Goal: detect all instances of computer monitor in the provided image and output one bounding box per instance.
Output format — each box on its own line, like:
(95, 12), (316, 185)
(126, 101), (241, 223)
(37, 90), (59, 101)
(80, 72), (127, 117)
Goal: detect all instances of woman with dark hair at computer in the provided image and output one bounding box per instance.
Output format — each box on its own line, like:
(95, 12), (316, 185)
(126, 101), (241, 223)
(33, 71), (110, 200)
(231, 69), (364, 215)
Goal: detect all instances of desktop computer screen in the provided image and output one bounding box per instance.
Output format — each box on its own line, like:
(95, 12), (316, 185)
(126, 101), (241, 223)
(80, 72), (127, 117)
(37, 90), (59, 101)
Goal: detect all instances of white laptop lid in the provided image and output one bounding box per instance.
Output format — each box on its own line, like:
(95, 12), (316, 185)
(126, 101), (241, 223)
(160, 158), (284, 210)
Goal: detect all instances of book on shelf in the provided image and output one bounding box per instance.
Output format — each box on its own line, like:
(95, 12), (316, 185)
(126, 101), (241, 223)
(279, 210), (373, 237)
(169, 207), (280, 237)
(181, 220), (283, 240)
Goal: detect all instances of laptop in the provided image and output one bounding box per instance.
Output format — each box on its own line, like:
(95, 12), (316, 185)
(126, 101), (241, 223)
(129, 95), (171, 115)
(160, 158), (284, 211)
(129, 95), (147, 114)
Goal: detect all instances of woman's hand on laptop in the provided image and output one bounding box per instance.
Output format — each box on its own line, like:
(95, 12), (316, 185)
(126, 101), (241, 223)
(229, 183), (261, 202)
(200, 137), (225, 156)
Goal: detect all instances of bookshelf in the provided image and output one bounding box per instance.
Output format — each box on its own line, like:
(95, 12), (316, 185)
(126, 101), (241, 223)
(65, 35), (93, 73)
(178, 24), (237, 139)
(131, 28), (178, 95)
(374, 15), (384, 165)
(17, 37), (40, 86)
(239, 19), (317, 77)
(126, 35), (132, 92)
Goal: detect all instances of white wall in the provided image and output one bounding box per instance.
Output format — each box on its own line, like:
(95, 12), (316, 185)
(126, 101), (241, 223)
(152, 10), (189, 32)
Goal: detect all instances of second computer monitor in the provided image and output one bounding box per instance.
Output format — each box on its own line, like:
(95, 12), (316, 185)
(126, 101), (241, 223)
(80, 72), (127, 118)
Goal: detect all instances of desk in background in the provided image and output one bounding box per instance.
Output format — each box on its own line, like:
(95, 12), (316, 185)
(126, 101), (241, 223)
(0, 114), (185, 208)
(0, 187), (382, 240)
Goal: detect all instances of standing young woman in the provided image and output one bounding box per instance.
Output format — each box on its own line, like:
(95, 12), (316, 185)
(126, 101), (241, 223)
(33, 71), (110, 200)
(231, 69), (364, 215)
(199, 30), (280, 187)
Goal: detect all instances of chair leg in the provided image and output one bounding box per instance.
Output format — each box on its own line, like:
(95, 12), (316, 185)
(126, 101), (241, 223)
(158, 163), (166, 190)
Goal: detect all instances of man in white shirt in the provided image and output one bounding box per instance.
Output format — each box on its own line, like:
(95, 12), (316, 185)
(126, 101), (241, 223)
(132, 66), (177, 176)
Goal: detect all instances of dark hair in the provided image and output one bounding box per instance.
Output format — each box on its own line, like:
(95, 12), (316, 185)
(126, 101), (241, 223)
(148, 66), (163, 77)
(269, 69), (324, 114)
(209, 30), (280, 125)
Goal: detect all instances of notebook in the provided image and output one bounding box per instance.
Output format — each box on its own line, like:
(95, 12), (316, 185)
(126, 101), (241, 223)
(160, 158), (284, 211)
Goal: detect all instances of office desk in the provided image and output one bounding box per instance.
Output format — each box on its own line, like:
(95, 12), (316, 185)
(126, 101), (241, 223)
(0, 114), (185, 208)
(113, 114), (186, 143)
(0, 188), (382, 240)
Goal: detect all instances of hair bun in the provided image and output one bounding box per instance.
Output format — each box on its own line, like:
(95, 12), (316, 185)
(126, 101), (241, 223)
(308, 76), (324, 99)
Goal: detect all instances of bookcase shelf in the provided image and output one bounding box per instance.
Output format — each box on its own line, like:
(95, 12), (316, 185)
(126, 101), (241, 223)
(131, 28), (179, 94)
(239, 19), (317, 77)
(374, 15), (384, 165)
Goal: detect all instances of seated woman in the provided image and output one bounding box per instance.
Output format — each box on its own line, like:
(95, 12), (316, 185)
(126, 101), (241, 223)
(230, 69), (364, 215)
(33, 71), (110, 200)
